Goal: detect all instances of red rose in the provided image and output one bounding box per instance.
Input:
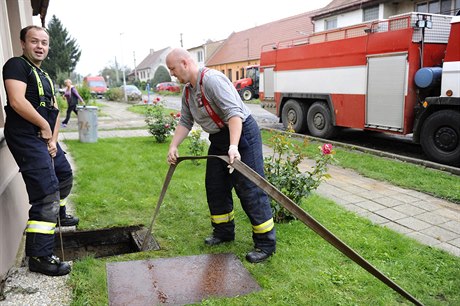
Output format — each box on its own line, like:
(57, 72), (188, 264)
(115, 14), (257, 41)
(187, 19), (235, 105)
(321, 143), (333, 155)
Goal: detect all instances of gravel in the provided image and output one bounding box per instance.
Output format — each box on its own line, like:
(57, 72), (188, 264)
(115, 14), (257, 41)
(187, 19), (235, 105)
(1, 263), (72, 306)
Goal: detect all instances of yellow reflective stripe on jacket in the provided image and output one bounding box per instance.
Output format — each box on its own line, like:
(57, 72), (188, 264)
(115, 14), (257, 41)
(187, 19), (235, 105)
(25, 220), (56, 234)
(31, 68), (44, 96)
(19, 56), (55, 97)
(60, 198), (67, 207)
(252, 218), (274, 234)
(210, 210), (235, 224)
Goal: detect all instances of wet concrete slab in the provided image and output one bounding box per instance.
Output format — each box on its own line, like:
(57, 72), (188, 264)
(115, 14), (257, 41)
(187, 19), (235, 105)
(106, 253), (261, 305)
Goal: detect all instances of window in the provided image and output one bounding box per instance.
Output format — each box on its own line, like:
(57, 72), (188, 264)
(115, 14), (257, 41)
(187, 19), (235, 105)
(416, 0), (454, 15)
(197, 50), (203, 62)
(325, 18), (337, 30)
(227, 69), (232, 81)
(363, 6), (379, 21)
(240, 68), (245, 79)
(236, 71), (239, 80)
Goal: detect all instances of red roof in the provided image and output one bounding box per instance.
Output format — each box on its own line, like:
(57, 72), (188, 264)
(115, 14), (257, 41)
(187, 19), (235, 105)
(206, 11), (318, 66)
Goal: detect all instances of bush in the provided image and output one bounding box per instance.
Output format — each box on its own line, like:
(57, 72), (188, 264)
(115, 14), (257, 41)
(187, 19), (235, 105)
(145, 98), (180, 143)
(187, 128), (207, 165)
(264, 129), (335, 222)
(105, 87), (124, 102)
(76, 84), (92, 102)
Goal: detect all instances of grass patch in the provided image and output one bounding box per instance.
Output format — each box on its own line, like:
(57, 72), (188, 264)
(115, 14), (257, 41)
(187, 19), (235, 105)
(127, 104), (178, 116)
(65, 137), (459, 305)
(261, 130), (460, 203)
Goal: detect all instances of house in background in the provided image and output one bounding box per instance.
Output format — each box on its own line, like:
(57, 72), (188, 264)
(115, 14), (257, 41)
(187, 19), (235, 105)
(205, 11), (319, 82)
(135, 47), (171, 83)
(312, 0), (460, 32)
(188, 40), (224, 68)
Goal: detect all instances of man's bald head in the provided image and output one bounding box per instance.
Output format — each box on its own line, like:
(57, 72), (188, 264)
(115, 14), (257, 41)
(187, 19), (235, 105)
(166, 48), (198, 85)
(166, 48), (192, 64)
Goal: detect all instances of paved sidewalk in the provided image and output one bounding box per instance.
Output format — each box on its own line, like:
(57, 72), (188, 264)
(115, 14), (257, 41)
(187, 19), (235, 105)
(59, 99), (460, 257)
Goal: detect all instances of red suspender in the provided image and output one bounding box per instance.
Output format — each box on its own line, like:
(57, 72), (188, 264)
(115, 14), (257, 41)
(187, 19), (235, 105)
(185, 68), (225, 129)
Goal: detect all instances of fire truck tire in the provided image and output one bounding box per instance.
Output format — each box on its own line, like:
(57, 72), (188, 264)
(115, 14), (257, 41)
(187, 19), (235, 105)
(241, 87), (254, 101)
(307, 102), (336, 139)
(281, 99), (308, 133)
(420, 110), (460, 166)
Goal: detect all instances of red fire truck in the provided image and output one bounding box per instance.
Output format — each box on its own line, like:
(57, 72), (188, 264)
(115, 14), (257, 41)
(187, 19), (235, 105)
(260, 12), (460, 166)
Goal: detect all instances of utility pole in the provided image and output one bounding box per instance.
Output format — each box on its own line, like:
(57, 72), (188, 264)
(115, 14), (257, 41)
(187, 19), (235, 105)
(180, 33), (183, 47)
(115, 56), (119, 85)
(120, 33), (127, 102)
(133, 51), (137, 81)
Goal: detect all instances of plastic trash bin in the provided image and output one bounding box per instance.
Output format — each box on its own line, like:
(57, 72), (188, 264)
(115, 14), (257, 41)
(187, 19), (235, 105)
(77, 105), (98, 143)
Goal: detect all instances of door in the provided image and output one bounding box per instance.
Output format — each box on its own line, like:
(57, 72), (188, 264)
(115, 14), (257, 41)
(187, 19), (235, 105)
(263, 68), (274, 99)
(366, 54), (407, 131)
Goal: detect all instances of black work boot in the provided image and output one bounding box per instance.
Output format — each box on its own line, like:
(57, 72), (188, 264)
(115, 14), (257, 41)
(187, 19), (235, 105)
(204, 236), (234, 246)
(29, 255), (71, 276)
(246, 248), (274, 263)
(59, 214), (79, 227)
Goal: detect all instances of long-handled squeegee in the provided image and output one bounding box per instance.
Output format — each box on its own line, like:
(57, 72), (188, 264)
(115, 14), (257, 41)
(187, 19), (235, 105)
(140, 156), (424, 306)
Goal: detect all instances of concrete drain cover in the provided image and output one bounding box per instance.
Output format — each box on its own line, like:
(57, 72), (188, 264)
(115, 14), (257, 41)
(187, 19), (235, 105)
(107, 253), (261, 305)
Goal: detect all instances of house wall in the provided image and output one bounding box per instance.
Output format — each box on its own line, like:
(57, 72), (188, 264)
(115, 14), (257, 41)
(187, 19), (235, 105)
(315, 4), (386, 32)
(0, 0), (34, 282)
(314, 1), (427, 32)
(208, 60), (259, 82)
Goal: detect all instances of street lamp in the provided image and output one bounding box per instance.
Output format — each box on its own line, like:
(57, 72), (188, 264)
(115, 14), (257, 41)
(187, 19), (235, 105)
(120, 33), (128, 102)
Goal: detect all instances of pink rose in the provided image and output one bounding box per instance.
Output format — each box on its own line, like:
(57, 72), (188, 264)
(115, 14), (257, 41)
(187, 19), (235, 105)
(164, 124), (170, 129)
(175, 112), (181, 118)
(321, 143), (333, 155)
(155, 97), (161, 102)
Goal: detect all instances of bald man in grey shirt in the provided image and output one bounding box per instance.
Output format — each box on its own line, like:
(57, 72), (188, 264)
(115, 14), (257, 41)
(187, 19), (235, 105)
(167, 48), (276, 263)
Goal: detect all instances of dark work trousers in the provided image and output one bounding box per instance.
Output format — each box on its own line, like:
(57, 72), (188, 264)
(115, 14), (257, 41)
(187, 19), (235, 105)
(206, 115), (276, 254)
(62, 102), (77, 124)
(4, 107), (73, 257)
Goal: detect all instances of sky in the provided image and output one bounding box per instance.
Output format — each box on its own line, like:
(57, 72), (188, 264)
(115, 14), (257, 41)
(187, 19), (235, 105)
(33, 0), (332, 77)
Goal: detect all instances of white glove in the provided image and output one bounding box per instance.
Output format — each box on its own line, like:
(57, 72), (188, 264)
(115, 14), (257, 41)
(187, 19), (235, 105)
(228, 145), (241, 174)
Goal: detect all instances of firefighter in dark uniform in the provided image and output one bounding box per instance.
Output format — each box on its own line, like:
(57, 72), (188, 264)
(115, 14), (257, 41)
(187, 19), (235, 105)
(166, 48), (276, 263)
(2, 25), (79, 276)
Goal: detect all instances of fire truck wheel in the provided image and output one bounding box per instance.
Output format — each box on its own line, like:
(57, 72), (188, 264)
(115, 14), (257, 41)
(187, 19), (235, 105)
(307, 102), (336, 139)
(420, 110), (460, 166)
(281, 99), (308, 133)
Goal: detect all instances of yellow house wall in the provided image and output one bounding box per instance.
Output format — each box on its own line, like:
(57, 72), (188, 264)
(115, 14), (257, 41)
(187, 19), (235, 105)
(208, 60), (260, 82)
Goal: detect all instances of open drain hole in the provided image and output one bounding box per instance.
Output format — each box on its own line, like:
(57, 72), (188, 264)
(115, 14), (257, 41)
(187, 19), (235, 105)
(54, 225), (159, 261)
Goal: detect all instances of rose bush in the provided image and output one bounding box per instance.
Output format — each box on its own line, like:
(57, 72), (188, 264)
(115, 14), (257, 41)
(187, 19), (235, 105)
(145, 98), (180, 143)
(264, 129), (335, 222)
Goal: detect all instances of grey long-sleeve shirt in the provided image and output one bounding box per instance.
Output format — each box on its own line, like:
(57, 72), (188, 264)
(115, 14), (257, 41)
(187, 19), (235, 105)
(179, 68), (251, 134)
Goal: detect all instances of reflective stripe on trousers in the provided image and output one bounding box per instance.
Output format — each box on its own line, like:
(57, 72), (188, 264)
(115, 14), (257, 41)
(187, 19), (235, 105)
(25, 220), (56, 234)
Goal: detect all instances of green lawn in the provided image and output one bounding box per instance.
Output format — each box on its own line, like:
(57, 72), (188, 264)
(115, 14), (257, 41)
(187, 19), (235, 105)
(64, 136), (460, 306)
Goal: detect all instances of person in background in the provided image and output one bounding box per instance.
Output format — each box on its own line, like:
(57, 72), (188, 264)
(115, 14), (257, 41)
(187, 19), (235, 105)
(61, 78), (84, 127)
(2, 25), (79, 277)
(166, 48), (276, 263)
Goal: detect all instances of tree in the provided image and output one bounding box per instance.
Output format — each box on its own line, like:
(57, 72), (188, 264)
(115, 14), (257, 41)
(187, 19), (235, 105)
(42, 15), (81, 85)
(152, 65), (171, 87)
